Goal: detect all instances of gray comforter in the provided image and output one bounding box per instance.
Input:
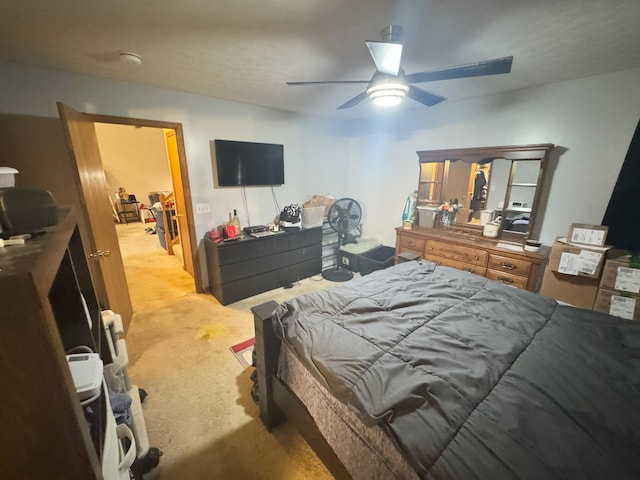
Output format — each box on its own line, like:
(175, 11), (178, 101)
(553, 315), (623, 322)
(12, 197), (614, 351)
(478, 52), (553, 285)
(272, 261), (640, 479)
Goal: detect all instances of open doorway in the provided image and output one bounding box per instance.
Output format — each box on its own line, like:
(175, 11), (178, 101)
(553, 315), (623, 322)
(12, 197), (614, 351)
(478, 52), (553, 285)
(1, 107), (200, 332)
(58, 104), (201, 331)
(93, 122), (195, 312)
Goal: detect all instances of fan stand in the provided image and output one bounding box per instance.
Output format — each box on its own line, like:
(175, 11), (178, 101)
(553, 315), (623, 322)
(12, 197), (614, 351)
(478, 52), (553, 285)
(322, 232), (354, 282)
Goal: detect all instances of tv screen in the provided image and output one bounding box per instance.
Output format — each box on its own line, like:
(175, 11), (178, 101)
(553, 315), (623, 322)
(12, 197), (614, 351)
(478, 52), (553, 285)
(214, 139), (284, 187)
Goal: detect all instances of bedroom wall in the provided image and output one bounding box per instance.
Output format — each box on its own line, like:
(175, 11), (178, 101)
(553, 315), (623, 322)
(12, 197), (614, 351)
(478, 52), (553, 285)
(0, 60), (350, 277)
(2, 59), (639, 262)
(343, 67), (640, 247)
(94, 123), (173, 205)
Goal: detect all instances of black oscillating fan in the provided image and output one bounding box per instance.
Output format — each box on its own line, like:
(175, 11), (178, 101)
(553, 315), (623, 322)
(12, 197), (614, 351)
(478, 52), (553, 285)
(322, 198), (362, 282)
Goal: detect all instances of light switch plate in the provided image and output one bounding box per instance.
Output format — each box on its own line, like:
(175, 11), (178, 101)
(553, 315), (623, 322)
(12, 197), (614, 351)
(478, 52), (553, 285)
(196, 203), (210, 214)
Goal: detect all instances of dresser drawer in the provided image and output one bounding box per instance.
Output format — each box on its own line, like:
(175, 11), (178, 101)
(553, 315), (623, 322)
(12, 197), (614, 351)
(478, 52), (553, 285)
(486, 269), (528, 289)
(488, 254), (531, 277)
(425, 254), (487, 276)
(425, 240), (488, 267)
(397, 249), (423, 261)
(397, 235), (425, 253)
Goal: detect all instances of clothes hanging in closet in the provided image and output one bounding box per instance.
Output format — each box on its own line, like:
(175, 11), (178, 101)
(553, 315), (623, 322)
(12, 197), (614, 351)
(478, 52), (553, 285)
(470, 170), (487, 210)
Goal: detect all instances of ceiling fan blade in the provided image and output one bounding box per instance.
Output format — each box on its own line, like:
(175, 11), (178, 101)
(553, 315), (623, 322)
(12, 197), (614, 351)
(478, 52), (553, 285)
(406, 86), (447, 107)
(287, 80), (369, 86)
(405, 56), (513, 84)
(337, 91), (369, 110)
(365, 41), (403, 75)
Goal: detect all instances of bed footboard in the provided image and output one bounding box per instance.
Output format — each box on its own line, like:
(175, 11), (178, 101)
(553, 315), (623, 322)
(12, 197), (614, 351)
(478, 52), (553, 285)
(251, 301), (352, 479)
(251, 301), (285, 430)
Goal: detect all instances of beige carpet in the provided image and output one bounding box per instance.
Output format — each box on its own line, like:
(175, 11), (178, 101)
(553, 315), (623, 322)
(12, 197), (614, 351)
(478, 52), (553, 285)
(115, 223), (337, 479)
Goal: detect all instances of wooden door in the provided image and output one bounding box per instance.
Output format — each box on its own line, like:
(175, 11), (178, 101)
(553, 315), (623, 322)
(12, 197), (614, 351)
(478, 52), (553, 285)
(164, 129), (194, 277)
(444, 160), (473, 223)
(57, 103), (133, 331)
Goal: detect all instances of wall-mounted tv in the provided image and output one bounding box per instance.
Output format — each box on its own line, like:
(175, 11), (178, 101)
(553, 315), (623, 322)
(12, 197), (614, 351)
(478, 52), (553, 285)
(214, 139), (284, 187)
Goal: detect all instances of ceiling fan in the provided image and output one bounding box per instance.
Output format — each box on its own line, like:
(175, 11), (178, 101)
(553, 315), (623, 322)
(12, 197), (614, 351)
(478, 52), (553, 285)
(286, 25), (513, 110)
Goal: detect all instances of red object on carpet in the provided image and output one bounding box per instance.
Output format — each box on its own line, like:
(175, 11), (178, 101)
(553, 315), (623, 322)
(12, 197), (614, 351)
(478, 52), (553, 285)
(230, 337), (255, 353)
(230, 337), (255, 369)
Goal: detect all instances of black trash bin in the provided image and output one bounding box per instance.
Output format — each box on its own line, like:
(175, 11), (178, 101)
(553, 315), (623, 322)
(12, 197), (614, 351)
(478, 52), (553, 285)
(358, 246), (395, 276)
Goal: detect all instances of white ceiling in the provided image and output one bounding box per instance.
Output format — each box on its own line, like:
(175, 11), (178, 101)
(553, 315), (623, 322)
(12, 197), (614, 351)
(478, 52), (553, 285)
(1, 0), (640, 119)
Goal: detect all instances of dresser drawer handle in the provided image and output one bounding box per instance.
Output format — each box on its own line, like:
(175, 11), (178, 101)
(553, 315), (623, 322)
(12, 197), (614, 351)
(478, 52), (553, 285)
(408, 241), (416, 248)
(497, 276), (513, 285)
(475, 256), (479, 261)
(500, 262), (516, 270)
(465, 268), (476, 274)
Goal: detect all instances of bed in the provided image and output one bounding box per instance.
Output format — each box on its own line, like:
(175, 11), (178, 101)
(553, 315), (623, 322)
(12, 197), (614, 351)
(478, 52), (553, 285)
(252, 260), (640, 480)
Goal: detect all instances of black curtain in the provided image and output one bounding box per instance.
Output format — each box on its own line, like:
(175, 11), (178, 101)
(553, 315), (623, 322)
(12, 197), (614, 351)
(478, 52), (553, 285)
(602, 117), (640, 252)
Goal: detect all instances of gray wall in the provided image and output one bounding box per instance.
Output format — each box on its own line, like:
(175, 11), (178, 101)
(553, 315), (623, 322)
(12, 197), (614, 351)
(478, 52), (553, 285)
(343, 68), (640, 245)
(2, 59), (640, 252)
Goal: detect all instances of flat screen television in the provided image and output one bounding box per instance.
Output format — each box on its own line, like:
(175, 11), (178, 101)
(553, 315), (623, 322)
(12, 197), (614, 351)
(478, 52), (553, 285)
(214, 139), (284, 187)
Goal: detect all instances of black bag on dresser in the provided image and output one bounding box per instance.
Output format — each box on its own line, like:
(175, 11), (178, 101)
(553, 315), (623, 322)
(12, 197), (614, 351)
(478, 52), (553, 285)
(0, 187), (57, 234)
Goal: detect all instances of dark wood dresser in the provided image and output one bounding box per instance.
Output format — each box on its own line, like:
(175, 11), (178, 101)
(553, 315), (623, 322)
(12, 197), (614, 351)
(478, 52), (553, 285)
(0, 208), (112, 478)
(395, 227), (549, 291)
(204, 227), (322, 305)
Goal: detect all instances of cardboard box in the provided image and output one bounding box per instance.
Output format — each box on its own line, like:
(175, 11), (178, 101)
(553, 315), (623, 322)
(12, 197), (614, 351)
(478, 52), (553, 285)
(593, 288), (640, 321)
(303, 195), (335, 216)
(567, 223), (608, 247)
(599, 254), (640, 294)
(547, 238), (611, 279)
(539, 267), (599, 309)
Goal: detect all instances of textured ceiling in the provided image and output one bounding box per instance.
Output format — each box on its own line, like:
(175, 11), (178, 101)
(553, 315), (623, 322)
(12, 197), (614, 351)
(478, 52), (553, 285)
(1, 0), (639, 119)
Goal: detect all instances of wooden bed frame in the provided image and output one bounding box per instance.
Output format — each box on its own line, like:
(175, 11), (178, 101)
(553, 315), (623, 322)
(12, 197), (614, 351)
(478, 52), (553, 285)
(252, 301), (352, 480)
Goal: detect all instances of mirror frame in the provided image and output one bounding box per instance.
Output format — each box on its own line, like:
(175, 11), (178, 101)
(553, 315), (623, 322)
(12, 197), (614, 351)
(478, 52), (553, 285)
(416, 144), (555, 241)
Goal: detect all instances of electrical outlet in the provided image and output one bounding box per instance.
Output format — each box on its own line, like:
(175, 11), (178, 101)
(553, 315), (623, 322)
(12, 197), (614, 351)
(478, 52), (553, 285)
(196, 203), (210, 214)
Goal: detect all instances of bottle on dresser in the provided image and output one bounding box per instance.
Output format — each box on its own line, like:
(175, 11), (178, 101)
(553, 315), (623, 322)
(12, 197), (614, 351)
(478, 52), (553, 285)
(227, 209), (241, 238)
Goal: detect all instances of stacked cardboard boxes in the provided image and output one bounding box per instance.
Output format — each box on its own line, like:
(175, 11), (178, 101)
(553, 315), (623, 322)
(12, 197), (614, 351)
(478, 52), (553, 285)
(593, 253), (640, 321)
(539, 224), (611, 309)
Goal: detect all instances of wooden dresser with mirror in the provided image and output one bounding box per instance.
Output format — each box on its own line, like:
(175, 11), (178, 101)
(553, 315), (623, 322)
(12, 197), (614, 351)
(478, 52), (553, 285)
(396, 144), (555, 291)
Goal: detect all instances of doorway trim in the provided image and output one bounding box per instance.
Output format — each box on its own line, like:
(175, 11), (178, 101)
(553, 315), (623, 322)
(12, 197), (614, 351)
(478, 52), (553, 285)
(86, 112), (203, 293)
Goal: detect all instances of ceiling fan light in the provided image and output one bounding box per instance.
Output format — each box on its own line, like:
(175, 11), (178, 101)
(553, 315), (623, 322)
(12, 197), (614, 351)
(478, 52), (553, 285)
(372, 95), (403, 107)
(367, 82), (408, 107)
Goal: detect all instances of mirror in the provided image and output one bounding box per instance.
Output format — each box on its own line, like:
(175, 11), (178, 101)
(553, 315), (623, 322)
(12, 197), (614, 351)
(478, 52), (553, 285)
(415, 145), (554, 240)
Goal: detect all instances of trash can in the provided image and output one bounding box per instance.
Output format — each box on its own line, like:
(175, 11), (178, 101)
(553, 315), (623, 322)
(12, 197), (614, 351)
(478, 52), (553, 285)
(338, 239), (382, 272)
(358, 246), (395, 276)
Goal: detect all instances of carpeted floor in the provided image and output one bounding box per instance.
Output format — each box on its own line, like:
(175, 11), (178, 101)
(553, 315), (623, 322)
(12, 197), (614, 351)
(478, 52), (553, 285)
(115, 223), (337, 479)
